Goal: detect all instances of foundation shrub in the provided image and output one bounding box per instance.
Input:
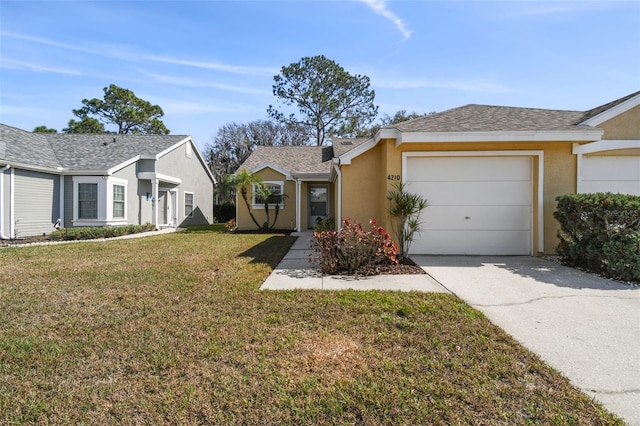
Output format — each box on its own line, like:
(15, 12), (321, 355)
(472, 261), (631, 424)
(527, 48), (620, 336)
(554, 193), (640, 282)
(311, 218), (398, 275)
(50, 223), (156, 241)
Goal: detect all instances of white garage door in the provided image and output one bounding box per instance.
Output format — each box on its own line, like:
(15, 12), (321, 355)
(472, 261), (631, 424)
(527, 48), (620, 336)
(580, 156), (640, 195)
(406, 156), (532, 255)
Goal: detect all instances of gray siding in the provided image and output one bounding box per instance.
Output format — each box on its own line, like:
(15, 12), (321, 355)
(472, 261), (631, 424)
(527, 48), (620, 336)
(156, 141), (214, 226)
(13, 169), (60, 237)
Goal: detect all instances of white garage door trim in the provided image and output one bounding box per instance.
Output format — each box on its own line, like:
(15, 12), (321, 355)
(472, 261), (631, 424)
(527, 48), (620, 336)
(402, 151), (544, 254)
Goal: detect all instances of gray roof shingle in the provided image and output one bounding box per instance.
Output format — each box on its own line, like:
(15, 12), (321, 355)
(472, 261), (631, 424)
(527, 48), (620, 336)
(1, 123), (189, 172)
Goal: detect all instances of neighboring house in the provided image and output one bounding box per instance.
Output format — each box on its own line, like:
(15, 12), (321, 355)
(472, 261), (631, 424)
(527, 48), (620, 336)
(0, 124), (215, 239)
(236, 91), (640, 255)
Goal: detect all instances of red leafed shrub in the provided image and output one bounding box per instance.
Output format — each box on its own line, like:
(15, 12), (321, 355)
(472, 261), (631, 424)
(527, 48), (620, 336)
(311, 218), (398, 275)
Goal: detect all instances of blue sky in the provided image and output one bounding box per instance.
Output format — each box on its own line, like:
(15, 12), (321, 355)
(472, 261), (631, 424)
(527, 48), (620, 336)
(1, 0), (639, 151)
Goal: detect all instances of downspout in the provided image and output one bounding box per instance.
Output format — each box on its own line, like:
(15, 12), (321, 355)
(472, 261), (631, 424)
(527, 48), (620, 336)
(0, 165), (10, 239)
(332, 162), (342, 227)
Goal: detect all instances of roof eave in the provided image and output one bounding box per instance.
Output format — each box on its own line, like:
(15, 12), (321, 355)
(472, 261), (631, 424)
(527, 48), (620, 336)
(395, 129), (604, 146)
(580, 92), (640, 126)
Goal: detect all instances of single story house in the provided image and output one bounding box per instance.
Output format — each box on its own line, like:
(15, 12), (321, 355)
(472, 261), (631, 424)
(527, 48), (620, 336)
(236, 91), (640, 255)
(0, 124), (215, 239)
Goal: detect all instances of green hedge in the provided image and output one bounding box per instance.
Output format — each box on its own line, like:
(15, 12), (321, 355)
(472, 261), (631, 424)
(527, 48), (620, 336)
(554, 193), (640, 282)
(50, 223), (156, 241)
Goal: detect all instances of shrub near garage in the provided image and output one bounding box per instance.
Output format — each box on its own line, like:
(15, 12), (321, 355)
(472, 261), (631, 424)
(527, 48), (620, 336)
(554, 193), (640, 282)
(311, 218), (398, 275)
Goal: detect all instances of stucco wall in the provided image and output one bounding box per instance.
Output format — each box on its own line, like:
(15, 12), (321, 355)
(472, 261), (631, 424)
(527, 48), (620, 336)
(155, 141), (214, 226)
(236, 168), (296, 230)
(340, 143), (384, 229)
(598, 105), (640, 140)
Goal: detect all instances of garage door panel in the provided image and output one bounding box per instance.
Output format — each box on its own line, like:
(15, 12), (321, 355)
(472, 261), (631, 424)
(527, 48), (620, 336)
(424, 205), (531, 231)
(410, 181), (531, 206)
(410, 230), (531, 255)
(406, 156), (531, 182)
(406, 155), (532, 255)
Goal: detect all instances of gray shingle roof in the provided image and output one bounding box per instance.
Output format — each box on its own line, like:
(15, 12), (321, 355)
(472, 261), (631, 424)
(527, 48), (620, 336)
(389, 104), (592, 133)
(47, 133), (188, 171)
(0, 124), (60, 169)
(1, 123), (189, 172)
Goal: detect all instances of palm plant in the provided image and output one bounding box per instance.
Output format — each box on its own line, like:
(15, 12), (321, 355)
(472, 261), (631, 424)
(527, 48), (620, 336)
(226, 169), (263, 229)
(387, 182), (428, 259)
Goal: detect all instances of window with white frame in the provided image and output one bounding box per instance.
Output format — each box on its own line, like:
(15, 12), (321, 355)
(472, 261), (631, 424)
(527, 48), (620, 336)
(78, 183), (98, 219)
(253, 181), (284, 209)
(184, 192), (194, 217)
(113, 184), (125, 219)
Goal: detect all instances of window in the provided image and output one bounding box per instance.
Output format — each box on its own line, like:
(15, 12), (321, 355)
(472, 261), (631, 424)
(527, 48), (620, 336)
(113, 184), (125, 219)
(184, 192), (194, 217)
(78, 183), (98, 219)
(253, 181), (284, 208)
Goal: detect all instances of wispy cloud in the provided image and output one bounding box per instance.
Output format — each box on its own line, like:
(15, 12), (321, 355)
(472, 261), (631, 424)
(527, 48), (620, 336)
(373, 76), (510, 93)
(1, 31), (279, 77)
(358, 0), (412, 40)
(142, 55), (279, 77)
(0, 57), (82, 76)
(136, 70), (271, 95)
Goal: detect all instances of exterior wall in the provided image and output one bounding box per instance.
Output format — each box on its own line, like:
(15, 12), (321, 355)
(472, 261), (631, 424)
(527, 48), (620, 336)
(155, 141), (214, 226)
(598, 105), (640, 140)
(1, 167), (9, 237)
(13, 169), (59, 237)
(341, 141), (577, 254)
(112, 162), (142, 225)
(236, 168), (297, 230)
(339, 143), (384, 229)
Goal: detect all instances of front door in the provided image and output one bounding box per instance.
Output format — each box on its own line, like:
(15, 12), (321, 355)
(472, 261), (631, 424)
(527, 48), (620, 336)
(308, 185), (328, 229)
(158, 189), (177, 227)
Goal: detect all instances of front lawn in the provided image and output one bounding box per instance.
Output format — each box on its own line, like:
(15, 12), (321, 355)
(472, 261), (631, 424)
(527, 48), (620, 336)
(0, 228), (623, 424)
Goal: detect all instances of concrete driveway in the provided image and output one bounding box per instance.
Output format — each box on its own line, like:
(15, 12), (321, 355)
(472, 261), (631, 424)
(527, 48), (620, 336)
(413, 255), (640, 426)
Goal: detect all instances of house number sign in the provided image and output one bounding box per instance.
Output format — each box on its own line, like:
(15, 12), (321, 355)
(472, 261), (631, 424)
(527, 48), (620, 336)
(387, 174), (401, 181)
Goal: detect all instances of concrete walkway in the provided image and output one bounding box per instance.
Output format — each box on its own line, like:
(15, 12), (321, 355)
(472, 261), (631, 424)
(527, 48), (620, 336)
(262, 233), (640, 424)
(414, 255), (640, 426)
(260, 231), (449, 292)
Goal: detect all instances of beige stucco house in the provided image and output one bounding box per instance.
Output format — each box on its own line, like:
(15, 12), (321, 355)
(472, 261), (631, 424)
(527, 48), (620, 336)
(236, 91), (640, 255)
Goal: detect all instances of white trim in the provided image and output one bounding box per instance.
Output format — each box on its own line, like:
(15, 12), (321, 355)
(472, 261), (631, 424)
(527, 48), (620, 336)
(59, 175), (65, 228)
(402, 150), (544, 254)
(107, 155), (140, 175)
(572, 139), (640, 155)
(396, 130), (602, 146)
(339, 137), (378, 165)
(137, 171), (182, 185)
(580, 93), (640, 126)
(0, 165), (10, 239)
(333, 163), (342, 228)
(249, 163), (293, 180)
(295, 180), (301, 232)
(9, 167), (15, 238)
(184, 191), (195, 218)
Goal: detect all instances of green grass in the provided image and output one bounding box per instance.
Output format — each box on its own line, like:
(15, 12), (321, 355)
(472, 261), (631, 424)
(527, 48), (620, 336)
(0, 228), (623, 425)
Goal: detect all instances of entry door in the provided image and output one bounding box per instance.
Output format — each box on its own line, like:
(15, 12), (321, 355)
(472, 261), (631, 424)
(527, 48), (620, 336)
(309, 185), (328, 228)
(158, 190), (177, 226)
